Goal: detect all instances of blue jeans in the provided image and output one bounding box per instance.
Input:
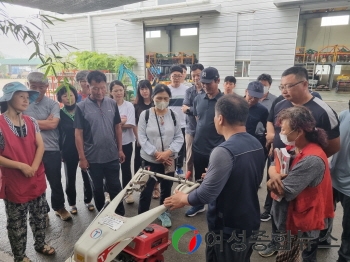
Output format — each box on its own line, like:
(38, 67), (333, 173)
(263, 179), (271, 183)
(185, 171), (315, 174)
(88, 160), (125, 215)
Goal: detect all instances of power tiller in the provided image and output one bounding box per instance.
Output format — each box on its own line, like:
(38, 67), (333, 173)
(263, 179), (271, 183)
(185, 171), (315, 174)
(65, 169), (198, 262)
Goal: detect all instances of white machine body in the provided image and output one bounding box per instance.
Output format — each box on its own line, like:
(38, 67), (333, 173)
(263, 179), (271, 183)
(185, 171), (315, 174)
(65, 168), (200, 262)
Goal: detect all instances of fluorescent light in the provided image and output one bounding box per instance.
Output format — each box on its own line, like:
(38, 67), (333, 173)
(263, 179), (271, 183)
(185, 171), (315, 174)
(321, 15), (349, 26)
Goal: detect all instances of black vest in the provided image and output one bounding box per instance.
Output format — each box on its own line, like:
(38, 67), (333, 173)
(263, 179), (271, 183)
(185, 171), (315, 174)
(207, 133), (265, 236)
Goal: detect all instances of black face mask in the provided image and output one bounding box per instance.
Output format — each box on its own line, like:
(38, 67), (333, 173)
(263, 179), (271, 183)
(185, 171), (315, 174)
(64, 103), (76, 111)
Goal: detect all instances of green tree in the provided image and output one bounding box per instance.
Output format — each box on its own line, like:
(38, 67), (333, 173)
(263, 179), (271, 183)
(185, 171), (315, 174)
(71, 51), (137, 73)
(0, 3), (75, 91)
(0, 5), (137, 94)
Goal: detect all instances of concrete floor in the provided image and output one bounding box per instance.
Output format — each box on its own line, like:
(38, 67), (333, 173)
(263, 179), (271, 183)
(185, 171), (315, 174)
(0, 89), (348, 262)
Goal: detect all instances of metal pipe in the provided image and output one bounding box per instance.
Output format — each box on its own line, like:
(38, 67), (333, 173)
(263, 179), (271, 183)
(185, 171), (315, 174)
(136, 169), (198, 186)
(328, 63), (336, 89)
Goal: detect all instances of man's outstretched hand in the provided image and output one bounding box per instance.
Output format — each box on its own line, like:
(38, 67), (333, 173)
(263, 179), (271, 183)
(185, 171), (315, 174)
(164, 190), (189, 210)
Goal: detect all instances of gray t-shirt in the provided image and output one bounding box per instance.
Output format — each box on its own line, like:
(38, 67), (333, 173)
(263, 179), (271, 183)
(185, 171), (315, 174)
(271, 155), (325, 234)
(24, 96), (60, 151)
(330, 110), (350, 197)
(74, 97), (121, 164)
(188, 146), (233, 206)
(183, 85), (205, 136)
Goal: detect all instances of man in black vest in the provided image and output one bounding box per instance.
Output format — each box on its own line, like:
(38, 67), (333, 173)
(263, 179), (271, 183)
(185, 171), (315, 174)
(165, 94), (265, 262)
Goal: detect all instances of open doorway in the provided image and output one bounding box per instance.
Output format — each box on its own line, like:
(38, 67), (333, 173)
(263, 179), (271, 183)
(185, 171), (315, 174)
(295, 8), (350, 91)
(145, 23), (199, 84)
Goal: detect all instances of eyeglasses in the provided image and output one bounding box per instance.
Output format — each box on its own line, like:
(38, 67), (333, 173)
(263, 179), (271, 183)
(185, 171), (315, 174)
(278, 80), (305, 91)
(171, 75), (182, 79)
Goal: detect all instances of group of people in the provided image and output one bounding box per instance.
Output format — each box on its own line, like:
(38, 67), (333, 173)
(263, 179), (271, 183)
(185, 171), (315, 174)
(0, 64), (348, 262)
(165, 65), (348, 262)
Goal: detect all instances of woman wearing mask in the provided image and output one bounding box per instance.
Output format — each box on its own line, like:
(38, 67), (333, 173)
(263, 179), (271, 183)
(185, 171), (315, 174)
(267, 106), (334, 262)
(0, 82), (55, 262)
(133, 80), (160, 198)
(110, 80), (136, 204)
(137, 84), (183, 228)
(57, 84), (94, 214)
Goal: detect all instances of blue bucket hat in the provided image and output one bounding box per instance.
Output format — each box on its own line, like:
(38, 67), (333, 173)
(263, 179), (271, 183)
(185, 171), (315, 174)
(0, 82), (39, 104)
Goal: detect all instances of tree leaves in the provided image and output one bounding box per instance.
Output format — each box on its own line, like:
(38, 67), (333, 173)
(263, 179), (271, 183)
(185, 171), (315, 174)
(70, 51), (137, 73)
(0, 3), (75, 93)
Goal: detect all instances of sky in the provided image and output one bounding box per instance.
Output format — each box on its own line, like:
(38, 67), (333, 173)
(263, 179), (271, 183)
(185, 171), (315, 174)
(0, 3), (40, 58)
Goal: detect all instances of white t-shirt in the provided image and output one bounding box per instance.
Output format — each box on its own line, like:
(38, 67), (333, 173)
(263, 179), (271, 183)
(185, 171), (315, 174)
(168, 84), (188, 128)
(118, 100), (136, 145)
(182, 81), (193, 87)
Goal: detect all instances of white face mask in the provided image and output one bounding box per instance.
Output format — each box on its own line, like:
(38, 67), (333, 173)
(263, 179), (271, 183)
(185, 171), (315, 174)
(263, 86), (269, 94)
(279, 130), (296, 146)
(155, 101), (169, 110)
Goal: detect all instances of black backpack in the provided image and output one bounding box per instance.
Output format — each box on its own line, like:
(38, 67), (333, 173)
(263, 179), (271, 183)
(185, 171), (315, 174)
(145, 108), (176, 126)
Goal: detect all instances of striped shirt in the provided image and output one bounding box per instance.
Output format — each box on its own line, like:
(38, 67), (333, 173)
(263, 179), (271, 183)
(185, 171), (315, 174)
(0, 115), (40, 151)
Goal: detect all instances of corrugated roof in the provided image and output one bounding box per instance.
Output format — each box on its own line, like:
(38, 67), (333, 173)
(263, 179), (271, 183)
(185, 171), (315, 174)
(5, 0), (144, 14)
(0, 58), (41, 66)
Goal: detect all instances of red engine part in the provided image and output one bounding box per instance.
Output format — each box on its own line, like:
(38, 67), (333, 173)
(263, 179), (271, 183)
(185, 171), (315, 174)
(117, 224), (171, 262)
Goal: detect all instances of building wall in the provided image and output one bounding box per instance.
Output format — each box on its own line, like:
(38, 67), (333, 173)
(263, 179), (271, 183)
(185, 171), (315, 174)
(198, 1), (299, 91)
(42, 0), (300, 93)
(42, 16), (90, 52)
(198, 13), (237, 81)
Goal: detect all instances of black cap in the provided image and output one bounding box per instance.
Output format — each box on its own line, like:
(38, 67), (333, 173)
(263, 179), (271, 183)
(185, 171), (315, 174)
(247, 81), (264, 99)
(200, 67), (220, 83)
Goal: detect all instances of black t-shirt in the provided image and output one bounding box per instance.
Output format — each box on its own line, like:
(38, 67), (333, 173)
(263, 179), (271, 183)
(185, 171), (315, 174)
(267, 95), (284, 123)
(270, 97), (340, 149)
(246, 103), (269, 138)
(59, 110), (78, 160)
(268, 92), (323, 122)
(193, 92), (225, 155)
(134, 102), (153, 125)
